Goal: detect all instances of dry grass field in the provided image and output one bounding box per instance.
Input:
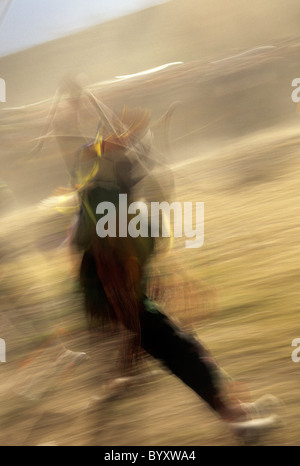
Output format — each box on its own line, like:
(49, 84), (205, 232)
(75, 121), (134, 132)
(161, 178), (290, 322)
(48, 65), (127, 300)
(0, 0), (300, 446)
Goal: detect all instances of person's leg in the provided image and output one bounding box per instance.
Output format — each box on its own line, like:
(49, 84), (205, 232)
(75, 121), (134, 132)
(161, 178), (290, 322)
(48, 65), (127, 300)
(139, 297), (246, 421)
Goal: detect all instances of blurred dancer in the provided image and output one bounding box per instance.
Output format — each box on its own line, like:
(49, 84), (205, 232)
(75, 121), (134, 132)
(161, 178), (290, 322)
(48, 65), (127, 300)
(64, 96), (281, 443)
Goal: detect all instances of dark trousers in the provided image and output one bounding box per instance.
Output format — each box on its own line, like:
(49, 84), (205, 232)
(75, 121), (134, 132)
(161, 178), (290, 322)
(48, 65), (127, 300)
(140, 298), (222, 412)
(81, 252), (223, 413)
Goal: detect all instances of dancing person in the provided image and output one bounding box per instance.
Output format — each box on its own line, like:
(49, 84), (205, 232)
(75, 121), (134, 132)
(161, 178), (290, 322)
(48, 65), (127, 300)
(66, 101), (281, 444)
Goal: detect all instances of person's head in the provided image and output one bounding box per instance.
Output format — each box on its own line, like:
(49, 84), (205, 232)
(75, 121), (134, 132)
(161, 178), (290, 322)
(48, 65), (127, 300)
(77, 106), (153, 192)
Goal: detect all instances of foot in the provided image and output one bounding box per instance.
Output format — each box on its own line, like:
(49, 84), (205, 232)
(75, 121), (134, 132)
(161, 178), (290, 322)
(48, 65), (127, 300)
(228, 395), (283, 444)
(88, 369), (162, 408)
(242, 394), (283, 418)
(229, 414), (282, 445)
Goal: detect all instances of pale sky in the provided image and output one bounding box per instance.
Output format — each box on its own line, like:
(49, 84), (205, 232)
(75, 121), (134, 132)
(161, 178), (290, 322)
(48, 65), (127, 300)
(0, 0), (169, 57)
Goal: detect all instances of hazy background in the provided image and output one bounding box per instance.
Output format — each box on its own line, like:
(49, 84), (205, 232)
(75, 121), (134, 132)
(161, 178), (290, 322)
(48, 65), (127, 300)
(0, 0), (300, 447)
(1, 0), (300, 106)
(0, 0), (169, 57)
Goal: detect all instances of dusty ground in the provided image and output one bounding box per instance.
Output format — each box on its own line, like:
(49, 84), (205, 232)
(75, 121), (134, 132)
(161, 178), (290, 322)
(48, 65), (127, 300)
(1, 1), (300, 447)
